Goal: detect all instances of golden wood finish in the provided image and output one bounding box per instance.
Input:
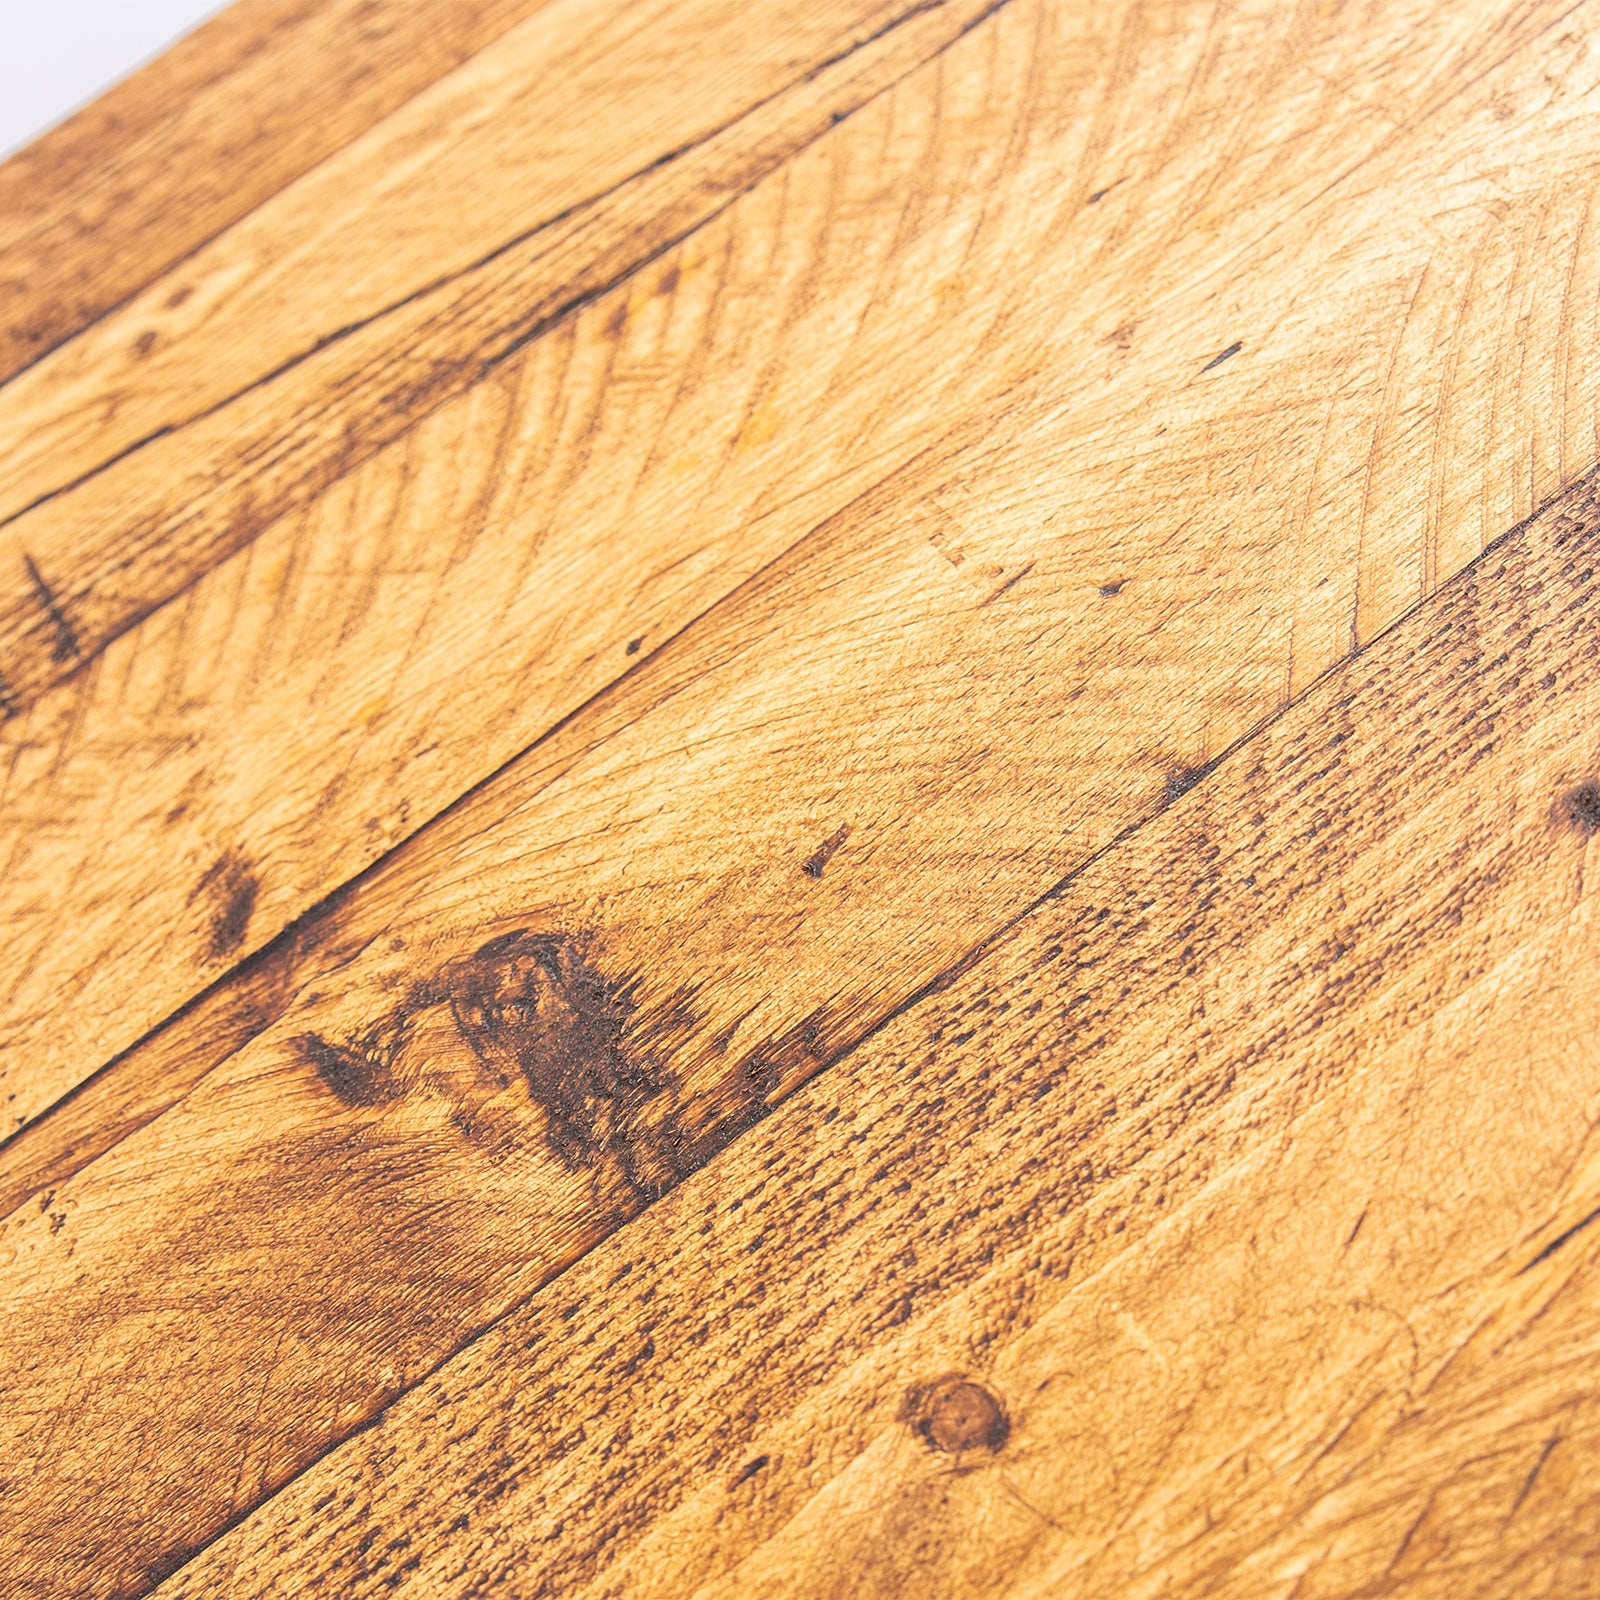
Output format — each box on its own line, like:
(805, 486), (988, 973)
(0, 0), (554, 387)
(3, 1), (1599, 1596)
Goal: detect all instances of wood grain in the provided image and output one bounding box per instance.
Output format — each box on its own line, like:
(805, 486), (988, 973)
(0, 0), (1001, 1138)
(146, 464), (1600, 1600)
(4, 2), (1598, 1596)
(0, 0), (989, 714)
(0, 0), (554, 387)
(0, 903), (337, 1225)
(5, 0), (1597, 1145)
(4, 4), (1600, 1590)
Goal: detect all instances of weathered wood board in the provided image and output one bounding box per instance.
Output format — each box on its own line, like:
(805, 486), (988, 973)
(2, 0), (1598, 1597)
(6, 0), (1597, 1153)
(0, 0), (555, 386)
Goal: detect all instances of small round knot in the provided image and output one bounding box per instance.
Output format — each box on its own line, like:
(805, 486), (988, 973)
(903, 1376), (1009, 1455)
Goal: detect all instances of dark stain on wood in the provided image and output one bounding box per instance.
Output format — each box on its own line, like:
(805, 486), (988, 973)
(293, 930), (693, 1192)
(274, 917), (859, 1233)
(902, 1376), (1009, 1455)
(441, 930), (660, 1172)
(293, 1016), (408, 1109)
(191, 850), (259, 960)
(1565, 780), (1600, 833)
(1164, 762), (1210, 804)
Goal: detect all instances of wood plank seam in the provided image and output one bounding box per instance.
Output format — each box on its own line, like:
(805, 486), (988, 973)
(0, 0), (564, 387)
(7, 5), (1600, 1588)
(9, 418), (1564, 1220)
(9, 453), (1579, 1594)
(0, 0), (995, 539)
(3, 0), (1589, 1144)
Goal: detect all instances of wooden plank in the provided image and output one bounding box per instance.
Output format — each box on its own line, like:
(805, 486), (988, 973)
(146, 466), (1600, 1600)
(0, 0), (990, 714)
(0, 0), (555, 388)
(4, 0), (1595, 1144)
(3, 1), (1598, 1591)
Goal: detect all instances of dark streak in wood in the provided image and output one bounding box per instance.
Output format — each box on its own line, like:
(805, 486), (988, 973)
(1200, 340), (1242, 373)
(978, 561), (1035, 608)
(23, 553), (79, 661)
(804, 824), (851, 878)
(1518, 1203), (1600, 1275)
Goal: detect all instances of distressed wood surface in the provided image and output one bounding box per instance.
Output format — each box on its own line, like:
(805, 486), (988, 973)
(0, 0), (1003, 1134)
(3, 0), (1599, 1597)
(146, 466), (1600, 1600)
(4, 0), (1597, 1142)
(0, 0), (982, 716)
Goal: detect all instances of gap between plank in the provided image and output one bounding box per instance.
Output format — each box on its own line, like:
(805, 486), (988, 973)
(0, 0), (1026, 1180)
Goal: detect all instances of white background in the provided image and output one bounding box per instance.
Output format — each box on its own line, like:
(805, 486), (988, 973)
(0, 1), (227, 158)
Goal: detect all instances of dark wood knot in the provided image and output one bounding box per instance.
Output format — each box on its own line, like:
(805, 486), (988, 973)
(903, 1375), (1009, 1456)
(1566, 781), (1600, 834)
